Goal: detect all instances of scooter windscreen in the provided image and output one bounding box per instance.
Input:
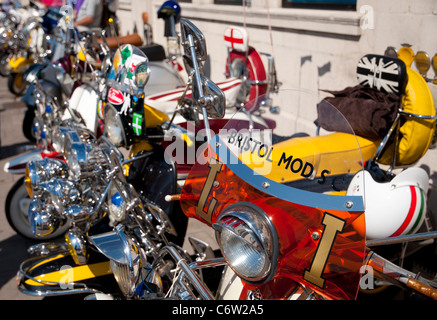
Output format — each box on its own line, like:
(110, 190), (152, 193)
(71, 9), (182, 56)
(181, 89), (368, 300)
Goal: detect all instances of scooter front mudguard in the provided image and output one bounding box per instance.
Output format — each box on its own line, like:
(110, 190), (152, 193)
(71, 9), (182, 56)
(3, 148), (43, 174)
(17, 248), (117, 297)
(3, 148), (63, 174)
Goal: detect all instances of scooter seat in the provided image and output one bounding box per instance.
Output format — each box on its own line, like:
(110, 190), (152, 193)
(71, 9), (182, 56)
(99, 33), (144, 49)
(224, 26), (249, 53)
(355, 54), (435, 167)
(357, 54), (407, 95)
(378, 67), (436, 166)
(138, 43), (167, 62)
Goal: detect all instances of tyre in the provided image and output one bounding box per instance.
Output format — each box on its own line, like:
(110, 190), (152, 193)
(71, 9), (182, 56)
(5, 177), (69, 240)
(0, 52), (10, 77)
(225, 47), (267, 110)
(22, 108), (37, 142)
(8, 72), (28, 96)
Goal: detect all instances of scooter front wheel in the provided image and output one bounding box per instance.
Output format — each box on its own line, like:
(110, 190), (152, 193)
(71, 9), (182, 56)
(5, 177), (69, 240)
(22, 108), (37, 142)
(8, 72), (28, 96)
(0, 52), (10, 77)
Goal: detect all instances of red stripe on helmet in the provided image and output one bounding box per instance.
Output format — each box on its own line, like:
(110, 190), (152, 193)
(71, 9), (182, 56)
(391, 186), (417, 237)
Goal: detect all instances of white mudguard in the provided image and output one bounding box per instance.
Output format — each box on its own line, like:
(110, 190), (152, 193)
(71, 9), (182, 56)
(3, 149), (43, 174)
(66, 84), (99, 134)
(144, 77), (243, 114)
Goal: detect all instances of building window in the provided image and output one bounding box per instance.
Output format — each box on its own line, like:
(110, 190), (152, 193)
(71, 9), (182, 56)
(178, 0), (192, 3)
(282, 0), (356, 10)
(214, 0), (243, 5)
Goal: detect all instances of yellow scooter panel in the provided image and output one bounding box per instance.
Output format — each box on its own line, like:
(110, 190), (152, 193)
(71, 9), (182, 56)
(143, 103), (170, 128)
(243, 132), (378, 184)
(8, 56), (32, 73)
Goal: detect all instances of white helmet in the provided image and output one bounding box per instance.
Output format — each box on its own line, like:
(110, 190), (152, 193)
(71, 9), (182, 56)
(347, 167), (429, 240)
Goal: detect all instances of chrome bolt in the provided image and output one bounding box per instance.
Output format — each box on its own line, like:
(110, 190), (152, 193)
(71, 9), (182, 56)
(311, 232), (320, 240)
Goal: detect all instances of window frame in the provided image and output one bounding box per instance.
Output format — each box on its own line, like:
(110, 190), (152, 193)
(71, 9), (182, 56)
(282, 0), (357, 11)
(214, 0), (243, 5)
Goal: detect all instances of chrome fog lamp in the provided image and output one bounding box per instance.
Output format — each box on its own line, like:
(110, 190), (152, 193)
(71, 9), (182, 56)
(64, 204), (93, 223)
(103, 104), (126, 148)
(108, 179), (128, 223)
(28, 199), (62, 237)
(65, 141), (91, 180)
(213, 203), (278, 284)
(41, 179), (81, 212)
(62, 130), (81, 157)
(65, 228), (88, 265)
(52, 126), (79, 153)
(90, 225), (141, 297)
(25, 158), (68, 197)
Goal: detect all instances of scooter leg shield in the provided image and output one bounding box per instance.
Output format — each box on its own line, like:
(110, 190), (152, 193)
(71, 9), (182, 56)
(17, 249), (118, 297)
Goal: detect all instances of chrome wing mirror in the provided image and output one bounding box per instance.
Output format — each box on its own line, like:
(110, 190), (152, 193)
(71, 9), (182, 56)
(180, 18), (207, 66)
(179, 18), (225, 123)
(192, 74), (225, 119)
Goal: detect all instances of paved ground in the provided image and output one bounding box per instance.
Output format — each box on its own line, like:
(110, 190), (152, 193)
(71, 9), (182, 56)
(0, 76), (42, 300)
(0, 74), (436, 300)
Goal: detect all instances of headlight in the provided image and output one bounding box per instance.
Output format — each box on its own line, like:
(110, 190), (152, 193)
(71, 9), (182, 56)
(90, 225), (141, 297)
(108, 179), (127, 223)
(61, 129), (80, 156)
(52, 126), (79, 153)
(65, 228), (88, 265)
(25, 158), (68, 197)
(64, 141), (91, 180)
(64, 204), (93, 222)
(41, 179), (81, 212)
(28, 199), (61, 237)
(107, 179), (140, 224)
(64, 134), (108, 180)
(213, 203), (278, 284)
(110, 227), (141, 298)
(103, 104), (126, 147)
(27, 179), (80, 237)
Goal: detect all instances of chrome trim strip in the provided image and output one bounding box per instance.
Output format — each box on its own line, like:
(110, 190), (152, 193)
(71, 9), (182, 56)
(158, 246), (216, 300)
(17, 253), (102, 297)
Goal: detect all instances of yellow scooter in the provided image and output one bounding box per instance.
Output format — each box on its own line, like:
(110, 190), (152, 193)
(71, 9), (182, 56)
(6, 17), (49, 95)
